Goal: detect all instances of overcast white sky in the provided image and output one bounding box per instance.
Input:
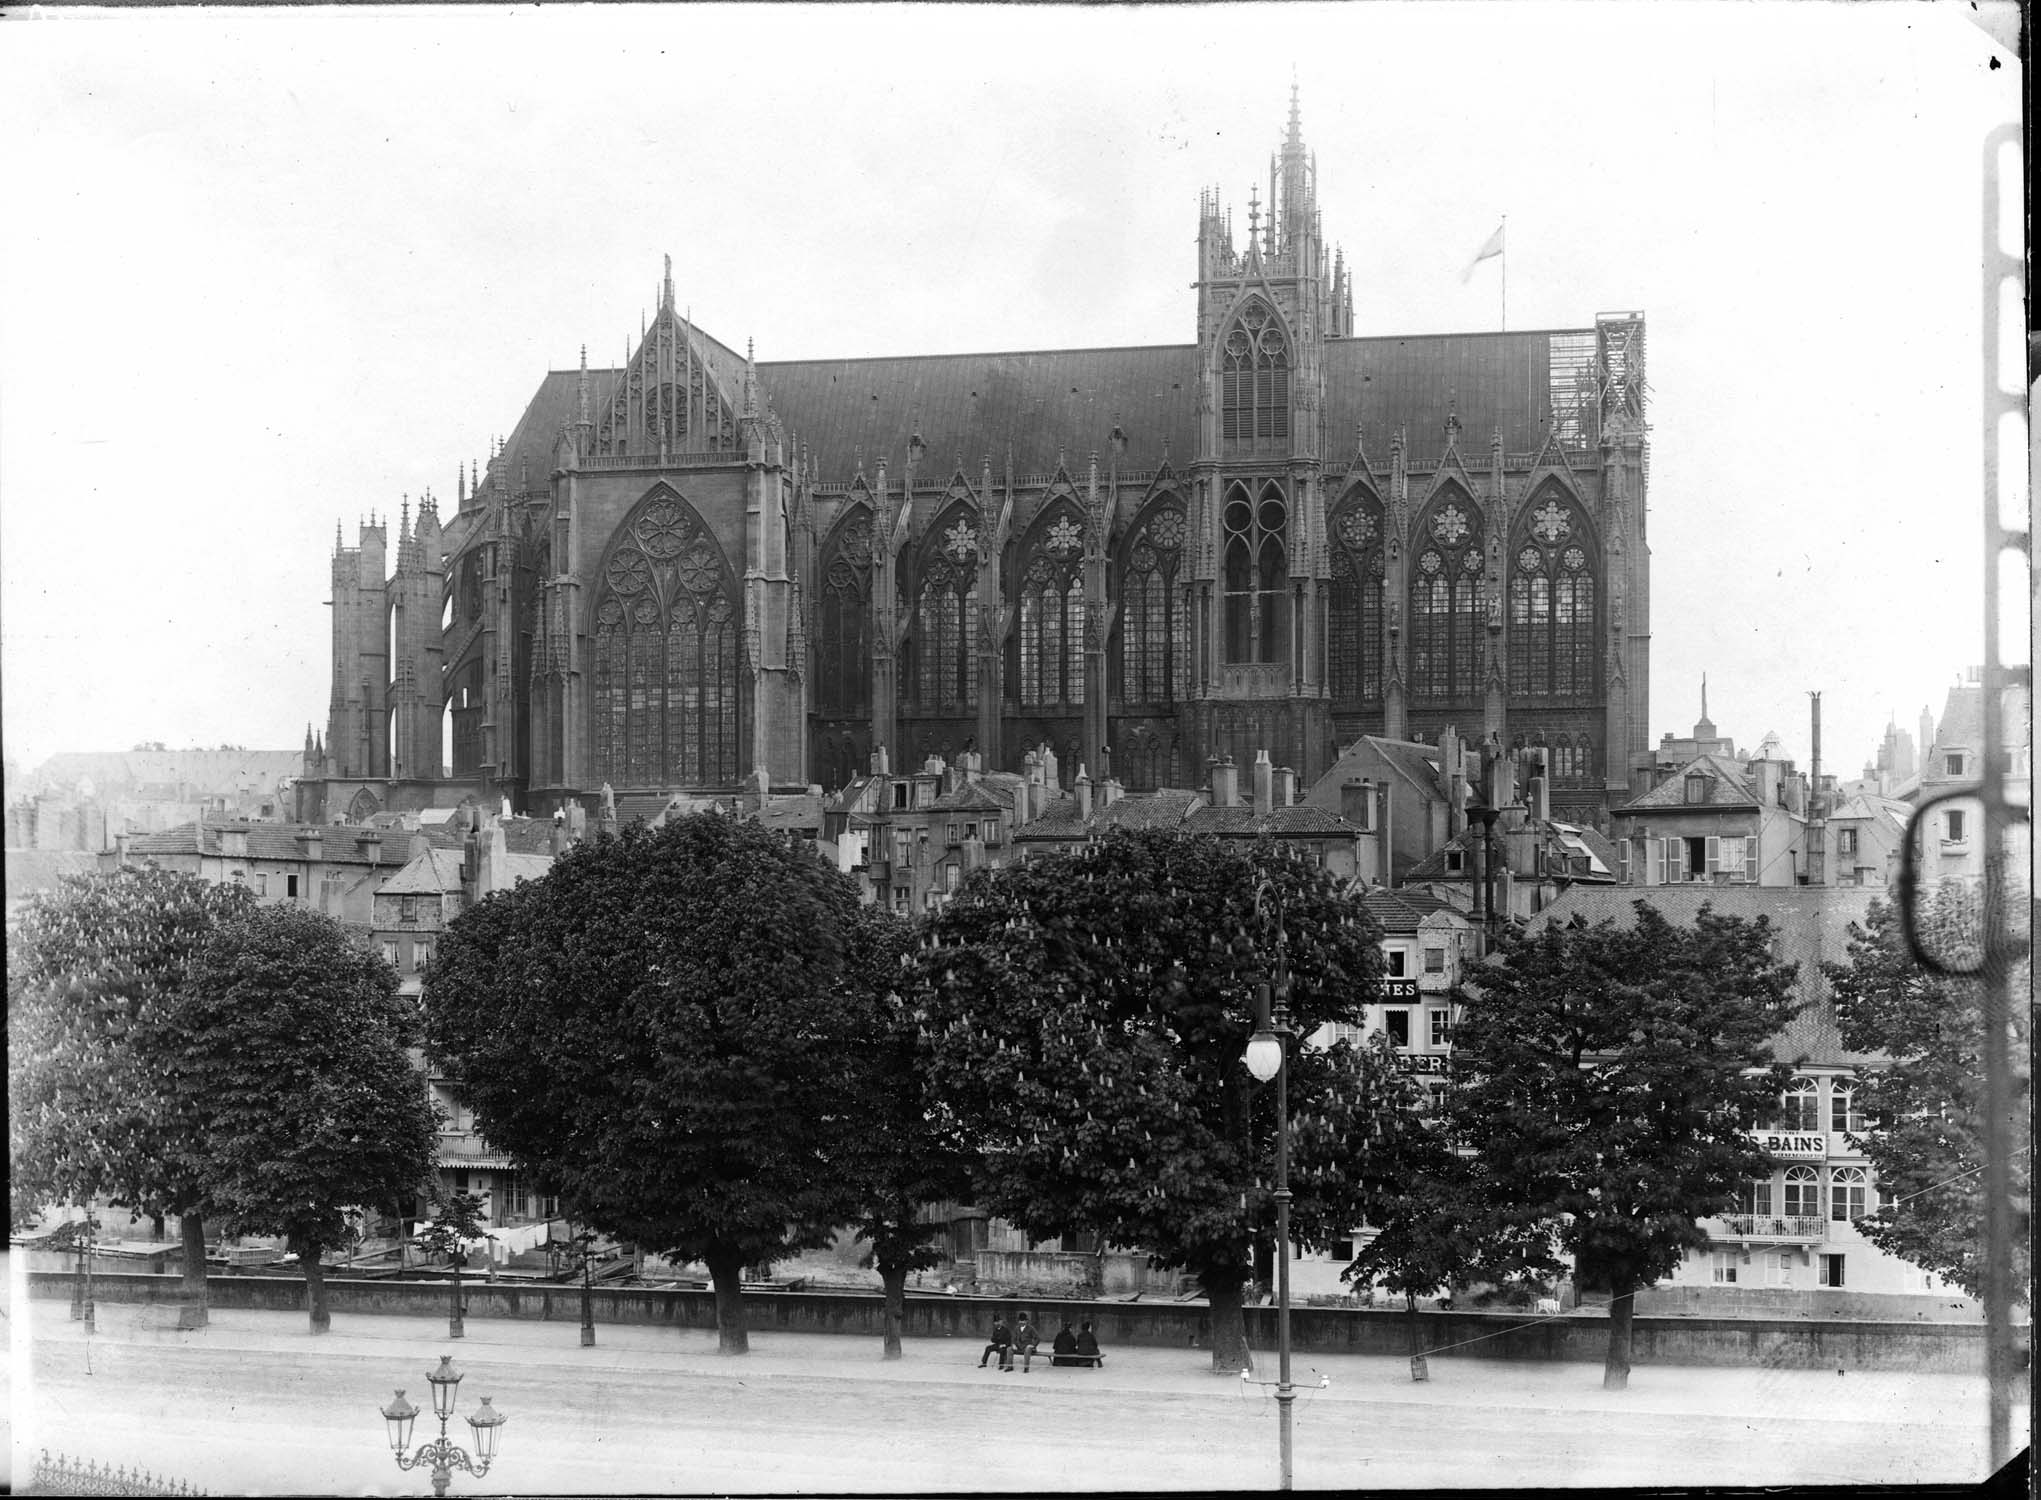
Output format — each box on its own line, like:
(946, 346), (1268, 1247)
(0, 2), (2022, 783)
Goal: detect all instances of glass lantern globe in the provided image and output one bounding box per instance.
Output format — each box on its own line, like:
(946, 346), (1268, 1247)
(1244, 1030), (1283, 1082)
(427, 1355), (464, 1421)
(380, 1389), (419, 1453)
(467, 1397), (507, 1463)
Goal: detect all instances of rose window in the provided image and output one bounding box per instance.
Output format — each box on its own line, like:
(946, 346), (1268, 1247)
(1532, 501), (1571, 543)
(1338, 509), (1377, 550)
(1419, 550), (1443, 574)
(1045, 517), (1083, 556)
(1518, 546), (1543, 573)
(941, 519), (978, 564)
(1432, 506), (1469, 544)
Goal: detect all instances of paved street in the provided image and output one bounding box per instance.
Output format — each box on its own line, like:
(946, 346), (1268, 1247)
(9, 1294), (2019, 1494)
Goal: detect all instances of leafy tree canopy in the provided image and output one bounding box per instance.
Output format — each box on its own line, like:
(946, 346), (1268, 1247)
(422, 813), (893, 1351)
(7, 867), (253, 1230)
(1447, 901), (1802, 1386)
(181, 903), (438, 1318)
(912, 829), (1400, 1370)
(1826, 891), (2031, 1303)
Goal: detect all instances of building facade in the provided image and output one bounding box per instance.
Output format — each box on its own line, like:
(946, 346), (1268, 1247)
(297, 99), (1651, 832)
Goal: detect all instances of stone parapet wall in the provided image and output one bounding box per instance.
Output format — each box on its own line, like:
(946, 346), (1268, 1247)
(25, 1271), (2012, 1374)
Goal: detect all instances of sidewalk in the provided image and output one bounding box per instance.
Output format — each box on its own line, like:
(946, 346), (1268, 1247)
(14, 1295), (2020, 1493)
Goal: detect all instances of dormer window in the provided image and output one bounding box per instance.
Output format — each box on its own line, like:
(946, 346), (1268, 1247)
(1945, 752), (1967, 777)
(1684, 773), (1711, 804)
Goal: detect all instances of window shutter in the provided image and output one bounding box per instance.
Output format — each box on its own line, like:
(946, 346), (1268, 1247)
(1745, 839), (1759, 881)
(1706, 836), (1720, 875)
(1661, 838), (1677, 884)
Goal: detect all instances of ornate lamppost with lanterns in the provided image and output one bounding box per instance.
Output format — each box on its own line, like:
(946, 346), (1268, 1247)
(379, 1355), (506, 1497)
(1241, 878), (1297, 1491)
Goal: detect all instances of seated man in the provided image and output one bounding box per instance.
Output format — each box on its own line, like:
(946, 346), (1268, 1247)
(1074, 1319), (1104, 1367)
(1051, 1319), (1080, 1366)
(1012, 1312), (1041, 1372)
(978, 1314), (1010, 1370)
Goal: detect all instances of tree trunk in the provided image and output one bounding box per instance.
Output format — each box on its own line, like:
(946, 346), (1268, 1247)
(1602, 1281), (1635, 1390)
(705, 1248), (750, 1354)
(1204, 1273), (1251, 1374)
(878, 1262), (908, 1361)
(1405, 1292), (1422, 1359)
(150, 1210), (166, 1242)
(296, 1241), (331, 1334)
(176, 1214), (209, 1330)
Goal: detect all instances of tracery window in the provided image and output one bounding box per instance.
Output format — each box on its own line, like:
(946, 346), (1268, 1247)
(1221, 300), (1290, 445)
(1119, 501), (1187, 704)
(590, 492), (742, 787)
(1327, 495), (1386, 705)
(1223, 481), (1288, 664)
(914, 512), (978, 710)
(816, 509), (874, 718)
(1508, 493), (1597, 697)
(1408, 497), (1484, 698)
(1018, 506), (1085, 708)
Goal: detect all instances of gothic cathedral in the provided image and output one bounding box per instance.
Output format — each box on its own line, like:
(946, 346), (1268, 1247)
(304, 99), (1650, 830)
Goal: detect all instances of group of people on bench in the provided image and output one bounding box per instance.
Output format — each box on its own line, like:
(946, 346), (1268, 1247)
(978, 1312), (1104, 1372)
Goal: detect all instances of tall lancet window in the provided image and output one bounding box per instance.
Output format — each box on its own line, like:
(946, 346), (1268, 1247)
(1327, 494), (1386, 705)
(1508, 491), (1599, 699)
(1221, 299), (1290, 446)
(1018, 506), (1087, 708)
(914, 512), (979, 710)
(1222, 480), (1288, 664)
(1408, 494), (1485, 700)
(1118, 500), (1188, 704)
(590, 491), (742, 788)
(816, 509), (874, 717)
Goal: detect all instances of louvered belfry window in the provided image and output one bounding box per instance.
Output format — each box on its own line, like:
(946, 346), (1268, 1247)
(590, 491), (742, 788)
(1221, 300), (1290, 446)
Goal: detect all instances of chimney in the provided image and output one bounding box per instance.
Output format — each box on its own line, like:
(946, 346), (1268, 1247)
(1274, 766), (1296, 807)
(1041, 743), (1059, 790)
(1102, 778), (1123, 808)
(1531, 773), (1550, 823)
(1076, 769), (1092, 821)
(872, 745), (890, 777)
(1211, 756), (1240, 808)
(410, 831), (430, 863)
(1252, 750), (1274, 817)
(1341, 779), (1373, 829)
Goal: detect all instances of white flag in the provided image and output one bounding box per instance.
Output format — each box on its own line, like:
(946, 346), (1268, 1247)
(1461, 222), (1505, 283)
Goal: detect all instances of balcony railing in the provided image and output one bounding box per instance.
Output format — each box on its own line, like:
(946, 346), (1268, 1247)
(1712, 1213), (1826, 1243)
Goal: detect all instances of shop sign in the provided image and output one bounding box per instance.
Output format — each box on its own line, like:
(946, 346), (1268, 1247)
(1379, 978), (1419, 999)
(1752, 1130), (1827, 1160)
(1395, 1052), (1448, 1075)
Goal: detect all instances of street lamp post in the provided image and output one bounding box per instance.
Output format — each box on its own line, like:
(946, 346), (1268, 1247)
(1243, 900), (1295, 1491)
(573, 1229), (598, 1347)
(380, 1354), (507, 1498)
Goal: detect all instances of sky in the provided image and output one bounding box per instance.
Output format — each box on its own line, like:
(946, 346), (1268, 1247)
(0, 2), (2023, 785)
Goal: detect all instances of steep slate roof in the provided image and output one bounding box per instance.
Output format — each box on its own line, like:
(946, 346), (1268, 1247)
(417, 817), (560, 855)
(1527, 884), (1882, 1067)
(481, 325), (1593, 495)
(1615, 752), (1761, 813)
(1184, 804), (1365, 839)
(928, 779), (1018, 814)
(376, 847), (465, 896)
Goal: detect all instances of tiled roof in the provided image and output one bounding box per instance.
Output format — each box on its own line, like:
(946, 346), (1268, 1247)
(929, 780), (1017, 814)
(1309, 736), (1446, 807)
(1184, 804), (1365, 838)
(1012, 788), (1201, 840)
(1527, 884), (1882, 1066)
(1615, 752), (1759, 813)
(377, 847), (465, 895)
(1403, 818), (1621, 882)
(1359, 887), (1458, 935)
(416, 817), (560, 855)
(484, 327), (1594, 495)
(130, 821), (410, 867)
(4, 849), (100, 900)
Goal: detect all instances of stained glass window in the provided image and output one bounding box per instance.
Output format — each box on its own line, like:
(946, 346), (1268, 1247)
(1018, 510), (1085, 707)
(1508, 491), (1598, 698)
(1221, 300), (1290, 447)
(1409, 495), (1483, 699)
(913, 510), (978, 711)
(1328, 496), (1385, 705)
(1120, 502), (1186, 704)
(588, 491), (743, 787)
(816, 509), (873, 718)
(1222, 480), (1288, 664)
